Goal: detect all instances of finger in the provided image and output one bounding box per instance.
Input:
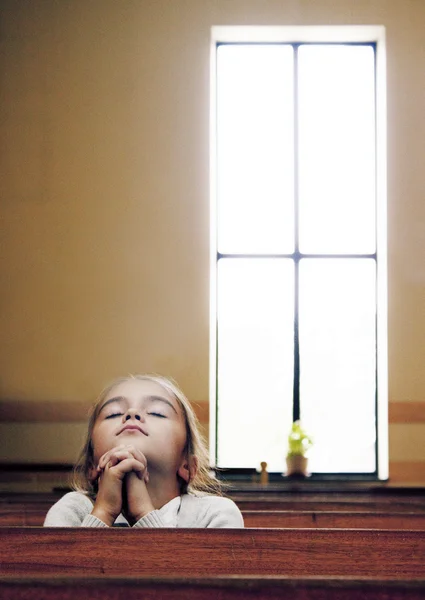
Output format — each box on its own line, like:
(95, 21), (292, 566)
(102, 449), (141, 470)
(89, 467), (101, 483)
(134, 466), (149, 482)
(115, 445), (148, 466)
(124, 446), (147, 462)
(110, 457), (148, 476)
(98, 445), (148, 470)
(98, 451), (114, 470)
(115, 449), (148, 471)
(98, 446), (129, 469)
(100, 455), (122, 471)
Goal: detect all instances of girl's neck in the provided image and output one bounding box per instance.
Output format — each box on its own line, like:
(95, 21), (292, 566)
(146, 473), (182, 510)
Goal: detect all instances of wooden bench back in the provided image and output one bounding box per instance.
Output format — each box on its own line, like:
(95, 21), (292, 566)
(235, 499), (425, 511)
(242, 510), (425, 529)
(2, 489), (425, 514)
(230, 490), (425, 512)
(2, 507), (425, 529)
(1, 528), (424, 579)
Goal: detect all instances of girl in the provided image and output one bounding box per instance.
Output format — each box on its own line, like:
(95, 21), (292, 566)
(44, 374), (244, 528)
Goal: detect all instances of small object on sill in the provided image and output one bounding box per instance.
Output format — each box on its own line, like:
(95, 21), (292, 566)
(260, 461), (269, 485)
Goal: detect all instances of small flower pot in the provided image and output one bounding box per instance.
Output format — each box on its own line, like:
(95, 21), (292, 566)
(285, 455), (309, 477)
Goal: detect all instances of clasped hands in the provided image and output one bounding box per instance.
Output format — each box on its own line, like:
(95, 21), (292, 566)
(91, 445), (154, 526)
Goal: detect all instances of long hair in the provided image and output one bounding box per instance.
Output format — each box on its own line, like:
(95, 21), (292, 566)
(71, 374), (223, 497)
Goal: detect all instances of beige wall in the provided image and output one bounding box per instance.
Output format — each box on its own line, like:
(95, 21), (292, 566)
(1, 0), (425, 482)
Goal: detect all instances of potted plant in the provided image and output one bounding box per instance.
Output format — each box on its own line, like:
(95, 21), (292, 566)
(285, 420), (313, 477)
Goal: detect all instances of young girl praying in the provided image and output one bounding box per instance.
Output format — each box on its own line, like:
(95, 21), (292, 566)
(44, 374), (244, 528)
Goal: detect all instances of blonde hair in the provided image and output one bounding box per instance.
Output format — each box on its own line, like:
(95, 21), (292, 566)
(71, 374), (223, 497)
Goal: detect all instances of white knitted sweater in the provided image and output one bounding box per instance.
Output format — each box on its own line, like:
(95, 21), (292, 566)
(43, 491), (244, 528)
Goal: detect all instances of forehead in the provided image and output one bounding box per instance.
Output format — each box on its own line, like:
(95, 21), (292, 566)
(102, 378), (181, 411)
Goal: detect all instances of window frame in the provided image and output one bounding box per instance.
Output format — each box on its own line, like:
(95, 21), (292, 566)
(209, 26), (388, 480)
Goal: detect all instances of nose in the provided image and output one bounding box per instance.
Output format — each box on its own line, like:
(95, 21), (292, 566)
(123, 408), (143, 422)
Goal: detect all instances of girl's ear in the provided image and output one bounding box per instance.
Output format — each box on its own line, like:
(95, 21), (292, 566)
(178, 455), (198, 484)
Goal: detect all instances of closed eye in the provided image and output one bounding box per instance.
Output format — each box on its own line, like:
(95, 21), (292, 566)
(148, 412), (166, 418)
(105, 413), (123, 419)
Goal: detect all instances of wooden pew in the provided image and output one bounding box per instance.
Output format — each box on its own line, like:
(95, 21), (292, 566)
(0, 508), (44, 526)
(1, 528), (425, 579)
(1, 527), (425, 598)
(234, 498), (425, 512)
(2, 487), (425, 528)
(3, 496), (425, 517)
(230, 489), (425, 512)
(2, 490), (425, 527)
(228, 486), (425, 505)
(1, 575), (425, 600)
(3, 488), (425, 508)
(3, 507), (425, 529)
(2, 494), (425, 528)
(5, 498), (424, 518)
(2, 489), (425, 515)
(242, 510), (425, 530)
(0, 492), (62, 505)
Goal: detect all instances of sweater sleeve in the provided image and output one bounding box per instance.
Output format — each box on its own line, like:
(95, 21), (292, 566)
(204, 496), (244, 528)
(43, 492), (98, 527)
(179, 494), (244, 528)
(132, 495), (183, 527)
(132, 510), (167, 528)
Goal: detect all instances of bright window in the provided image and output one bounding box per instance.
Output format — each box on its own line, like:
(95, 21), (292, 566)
(210, 27), (387, 478)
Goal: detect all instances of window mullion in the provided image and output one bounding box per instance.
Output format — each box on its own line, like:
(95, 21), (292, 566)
(293, 44), (300, 422)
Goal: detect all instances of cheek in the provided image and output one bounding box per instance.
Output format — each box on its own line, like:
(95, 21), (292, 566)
(91, 424), (111, 461)
(174, 424), (188, 454)
(161, 422), (187, 456)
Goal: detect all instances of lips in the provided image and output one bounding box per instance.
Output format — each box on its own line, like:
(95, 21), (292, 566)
(117, 424), (148, 436)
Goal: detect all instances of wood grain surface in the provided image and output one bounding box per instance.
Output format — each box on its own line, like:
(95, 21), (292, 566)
(0, 528), (424, 579)
(242, 510), (425, 529)
(4, 507), (425, 529)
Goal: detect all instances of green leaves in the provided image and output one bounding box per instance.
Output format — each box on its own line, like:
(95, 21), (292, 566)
(287, 420), (313, 457)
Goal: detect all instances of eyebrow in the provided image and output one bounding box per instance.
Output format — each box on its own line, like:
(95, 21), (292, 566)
(99, 395), (178, 415)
